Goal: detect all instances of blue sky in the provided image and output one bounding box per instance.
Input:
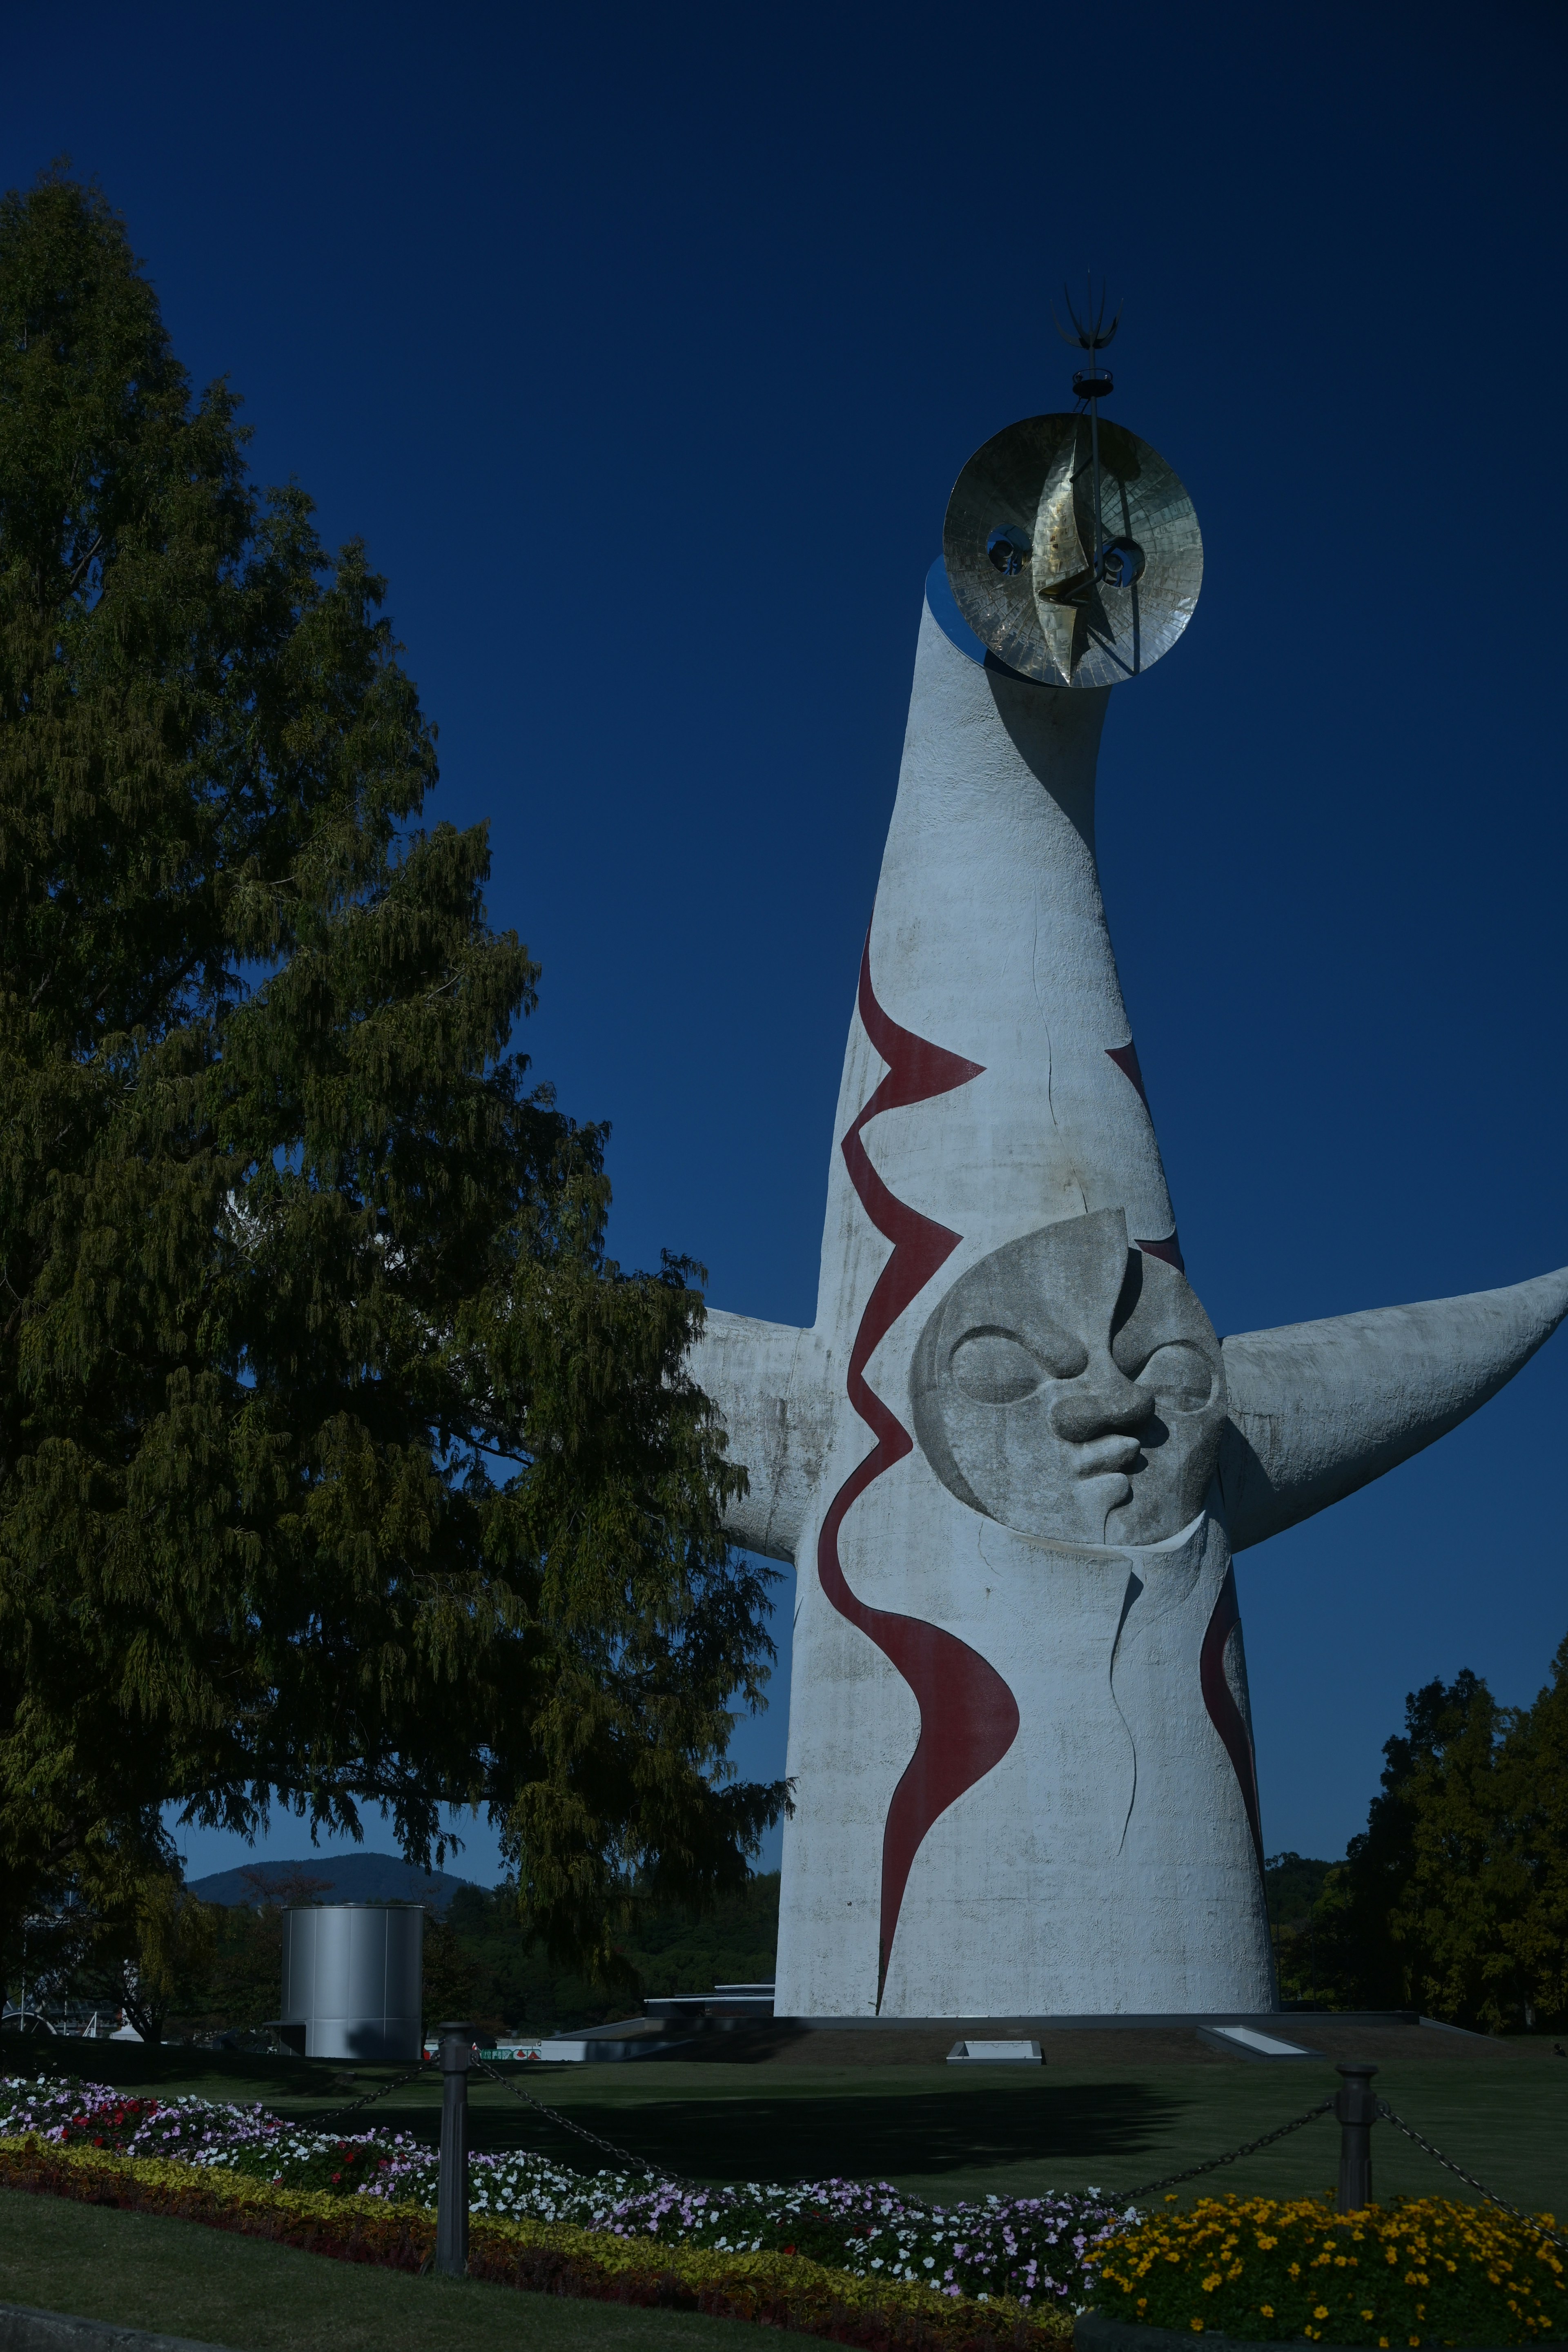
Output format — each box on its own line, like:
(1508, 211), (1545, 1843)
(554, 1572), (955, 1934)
(6, 0), (1565, 1889)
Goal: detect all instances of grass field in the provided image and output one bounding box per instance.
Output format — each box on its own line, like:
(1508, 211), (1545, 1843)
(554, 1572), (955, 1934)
(9, 2026), (1565, 2215)
(0, 2187), (762, 2351)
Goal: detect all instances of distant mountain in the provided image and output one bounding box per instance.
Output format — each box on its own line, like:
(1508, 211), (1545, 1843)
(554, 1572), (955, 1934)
(188, 1851), (478, 1916)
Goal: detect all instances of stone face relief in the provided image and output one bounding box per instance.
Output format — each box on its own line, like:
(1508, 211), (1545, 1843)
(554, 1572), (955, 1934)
(909, 1207), (1228, 1548)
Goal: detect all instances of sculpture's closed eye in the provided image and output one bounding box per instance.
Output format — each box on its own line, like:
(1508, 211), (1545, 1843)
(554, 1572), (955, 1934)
(950, 1329), (1044, 1403)
(950, 1323), (1090, 1402)
(1128, 1340), (1216, 1415)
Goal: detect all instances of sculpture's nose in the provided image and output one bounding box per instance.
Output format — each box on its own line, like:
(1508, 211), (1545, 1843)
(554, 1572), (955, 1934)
(1050, 1371), (1156, 1446)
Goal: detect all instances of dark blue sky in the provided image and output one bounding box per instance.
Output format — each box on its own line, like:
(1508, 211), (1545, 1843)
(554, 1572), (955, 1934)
(7, 0), (1564, 1887)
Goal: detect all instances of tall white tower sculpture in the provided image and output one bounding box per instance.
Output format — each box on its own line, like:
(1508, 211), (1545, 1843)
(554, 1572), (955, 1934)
(690, 334), (1568, 2019)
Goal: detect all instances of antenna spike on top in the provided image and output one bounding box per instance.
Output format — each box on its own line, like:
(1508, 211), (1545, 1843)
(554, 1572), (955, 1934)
(1054, 276), (1123, 362)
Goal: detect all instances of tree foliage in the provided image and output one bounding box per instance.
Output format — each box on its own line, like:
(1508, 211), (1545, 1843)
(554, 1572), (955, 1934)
(1309, 1639), (1568, 2030)
(0, 171), (781, 1982)
(1261, 1851), (1332, 2007)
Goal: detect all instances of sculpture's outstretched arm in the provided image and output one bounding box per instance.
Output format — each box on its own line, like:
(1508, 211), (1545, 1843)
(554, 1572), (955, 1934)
(1218, 1266), (1568, 1551)
(688, 1309), (834, 1563)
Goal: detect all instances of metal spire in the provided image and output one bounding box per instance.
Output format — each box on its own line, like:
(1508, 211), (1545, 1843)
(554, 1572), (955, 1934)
(1054, 274), (1120, 584)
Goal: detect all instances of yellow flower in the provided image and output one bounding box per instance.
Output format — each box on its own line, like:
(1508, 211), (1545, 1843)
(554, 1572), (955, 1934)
(1189, 2323), (1203, 2334)
(1361, 2310), (1374, 2320)
(1259, 2307), (1274, 2319)
(1314, 2307), (1330, 2320)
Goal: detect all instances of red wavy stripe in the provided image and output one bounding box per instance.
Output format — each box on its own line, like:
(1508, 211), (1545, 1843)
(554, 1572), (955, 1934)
(817, 938), (1020, 2007)
(1199, 1564), (1264, 1867)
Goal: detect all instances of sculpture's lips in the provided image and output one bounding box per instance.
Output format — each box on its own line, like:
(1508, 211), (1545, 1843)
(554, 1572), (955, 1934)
(1073, 1435), (1143, 1477)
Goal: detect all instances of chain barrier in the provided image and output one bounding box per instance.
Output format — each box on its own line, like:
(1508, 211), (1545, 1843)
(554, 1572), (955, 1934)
(1112, 2095), (1336, 2206)
(303, 2059), (432, 2129)
(469, 2052), (707, 2187)
(1375, 2101), (1568, 2255)
(296, 2055), (1566, 2262)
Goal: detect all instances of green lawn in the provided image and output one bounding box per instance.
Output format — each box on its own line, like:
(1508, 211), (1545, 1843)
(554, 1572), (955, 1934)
(462, 2051), (1567, 2215)
(0, 2188), (761, 2352)
(0, 2036), (1562, 2350)
(9, 2033), (1564, 2216)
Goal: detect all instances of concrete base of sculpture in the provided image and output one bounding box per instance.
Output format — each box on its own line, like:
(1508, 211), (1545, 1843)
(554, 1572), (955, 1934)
(774, 2011), (1424, 2032)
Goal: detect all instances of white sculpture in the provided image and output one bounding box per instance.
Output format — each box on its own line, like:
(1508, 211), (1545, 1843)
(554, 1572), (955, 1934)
(690, 486), (1568, 2023)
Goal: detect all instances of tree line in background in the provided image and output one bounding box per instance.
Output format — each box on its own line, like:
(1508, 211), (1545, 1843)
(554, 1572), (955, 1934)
(1266, 1633), (1568, 2034)
(3, 1867), (781, 2044)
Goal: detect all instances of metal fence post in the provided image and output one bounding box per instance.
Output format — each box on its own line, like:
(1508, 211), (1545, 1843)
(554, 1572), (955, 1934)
(1334, 2062), (1378, 2213)
(436, 2027), (473, 2276)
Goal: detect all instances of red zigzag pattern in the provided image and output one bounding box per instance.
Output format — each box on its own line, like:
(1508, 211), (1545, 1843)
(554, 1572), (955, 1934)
(816, 939), (1020, 2007)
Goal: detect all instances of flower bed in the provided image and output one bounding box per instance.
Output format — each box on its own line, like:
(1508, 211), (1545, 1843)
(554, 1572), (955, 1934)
(0, 2073), (1122, 2311)
(1089, 2194), (1566, 2346)
(0, 2136), (1075, 2350)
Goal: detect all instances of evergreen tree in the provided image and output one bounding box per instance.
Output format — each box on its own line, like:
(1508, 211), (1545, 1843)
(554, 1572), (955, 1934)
(0, 172), (780, 1982)
(1382, 1675), (1531, 2028)
(1314, 1672), (1496, 2015)
(1261, 1851), (1332, 2006)
(1490, 1634), (1568, 2029)
(1313, 1653), (1568, 2031)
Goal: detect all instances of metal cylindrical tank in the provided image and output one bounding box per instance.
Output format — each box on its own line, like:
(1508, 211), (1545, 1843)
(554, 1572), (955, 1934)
(279, 1904), (423, 2061)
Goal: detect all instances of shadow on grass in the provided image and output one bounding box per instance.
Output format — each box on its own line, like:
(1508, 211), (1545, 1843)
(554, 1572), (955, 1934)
(10, 2040), (1182, 2191)
(461, 2080), (1180, 2183)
